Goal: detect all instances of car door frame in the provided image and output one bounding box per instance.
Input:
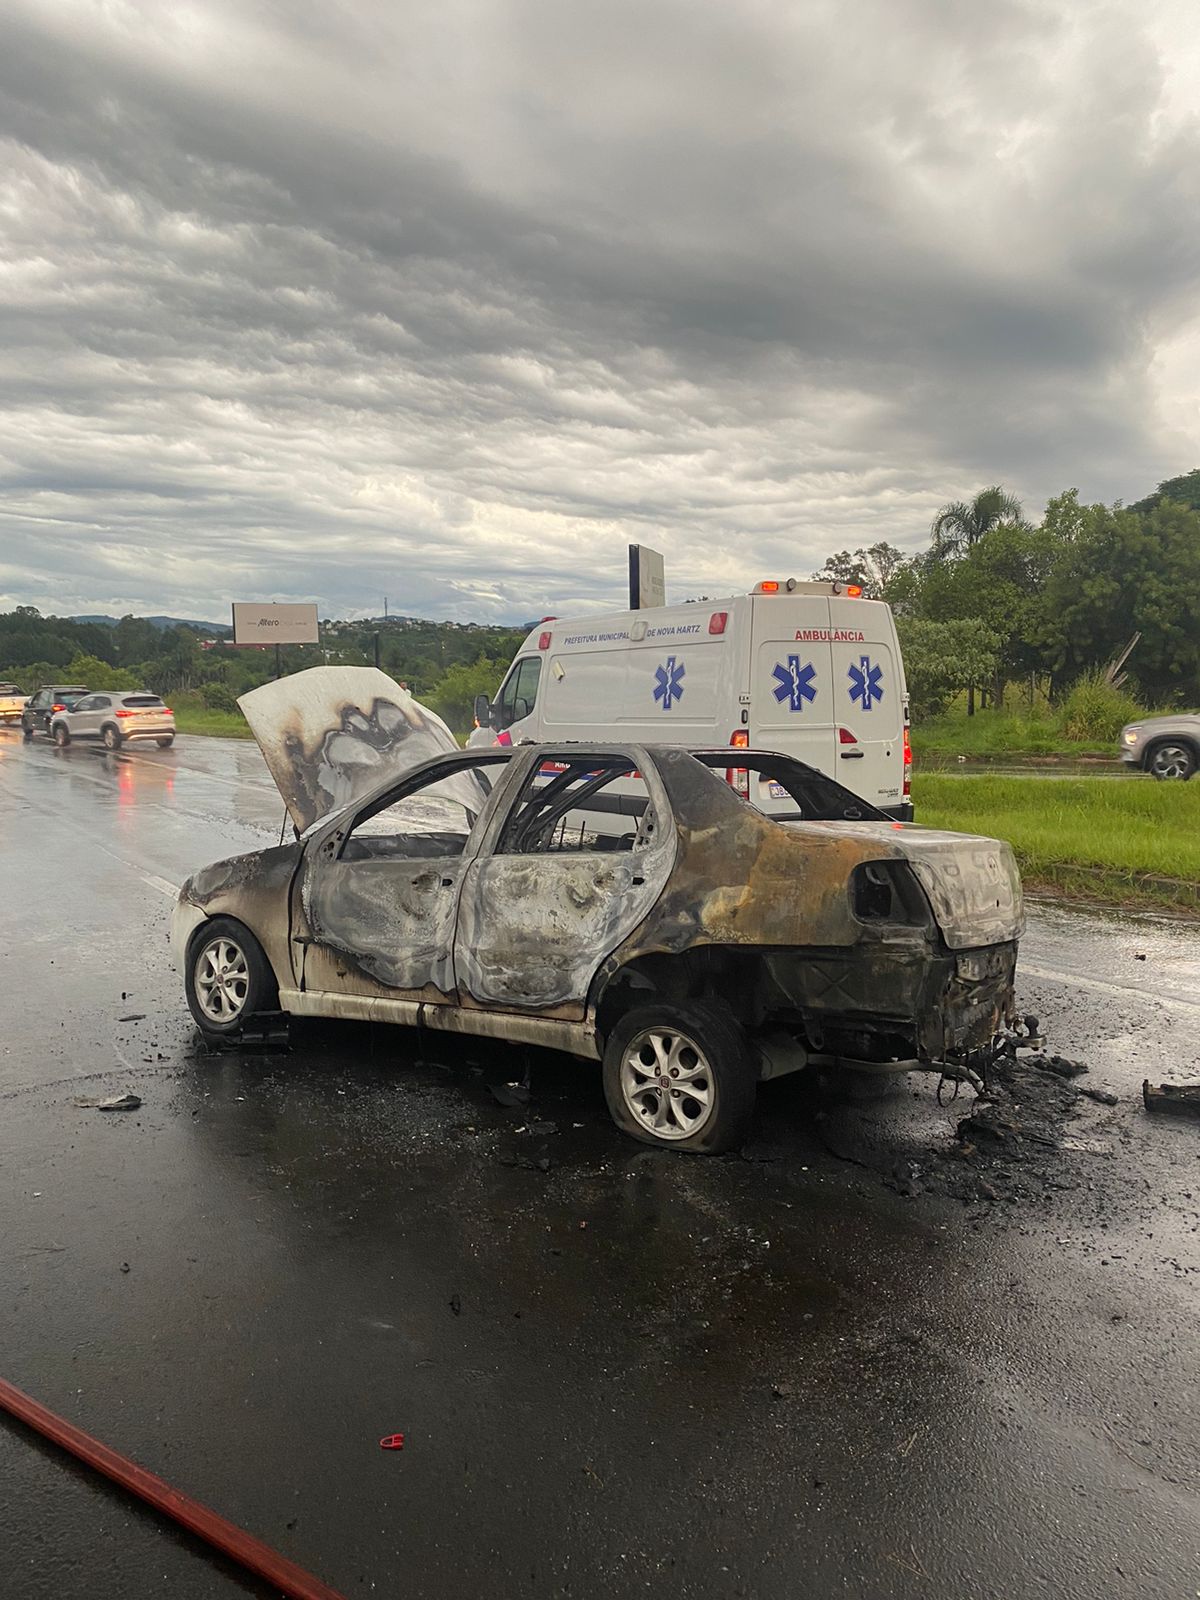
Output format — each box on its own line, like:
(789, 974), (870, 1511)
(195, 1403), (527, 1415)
(453, 744), (678, 1020)
(75, 694), (108, 739)
(289, 749), (528, 1003)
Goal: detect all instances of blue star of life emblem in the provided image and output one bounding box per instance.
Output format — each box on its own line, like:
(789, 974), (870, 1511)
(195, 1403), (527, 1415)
(653, 655), (685, 710)
(771, 655), (817, 711)
(848, 654), (884, 711)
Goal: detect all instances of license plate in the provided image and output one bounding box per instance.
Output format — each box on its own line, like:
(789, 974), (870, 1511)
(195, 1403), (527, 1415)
(767, 781), (788, 800)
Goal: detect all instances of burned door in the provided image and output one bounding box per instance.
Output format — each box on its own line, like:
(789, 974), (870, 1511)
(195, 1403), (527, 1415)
(455, 754), (676, 1017)
(298, 757), (504, 1002)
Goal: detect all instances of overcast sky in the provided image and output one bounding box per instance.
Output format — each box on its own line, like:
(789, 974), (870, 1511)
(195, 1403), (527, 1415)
(1, 0), (1198, 624)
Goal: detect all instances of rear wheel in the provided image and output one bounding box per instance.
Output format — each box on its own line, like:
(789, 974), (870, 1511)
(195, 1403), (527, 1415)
(53, 723), (69, 746)
(602, 1001), (756, 1153)
(1148, 741), (1195, 781)
(156, 735), (175, 748)
(185, 917), (277, 1041)
(102, 724), (122, 751)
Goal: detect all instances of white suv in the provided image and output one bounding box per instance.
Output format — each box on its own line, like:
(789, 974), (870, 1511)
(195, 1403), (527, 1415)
(51, 691), (176, 750)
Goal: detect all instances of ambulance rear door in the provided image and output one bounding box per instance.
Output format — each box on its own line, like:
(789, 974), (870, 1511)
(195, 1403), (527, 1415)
(827, 597), (904, 812)
(748, 596), (837, 808)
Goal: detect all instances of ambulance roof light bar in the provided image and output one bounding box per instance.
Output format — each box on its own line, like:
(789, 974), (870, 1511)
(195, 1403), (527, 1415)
(752, 579), (864, 597)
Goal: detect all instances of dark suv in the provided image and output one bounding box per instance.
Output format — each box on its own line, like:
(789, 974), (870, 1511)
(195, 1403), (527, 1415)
(21, 685), (89, 739)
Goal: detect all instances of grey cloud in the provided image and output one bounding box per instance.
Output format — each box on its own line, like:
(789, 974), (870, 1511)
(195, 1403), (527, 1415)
(0, 0), (1197, 624)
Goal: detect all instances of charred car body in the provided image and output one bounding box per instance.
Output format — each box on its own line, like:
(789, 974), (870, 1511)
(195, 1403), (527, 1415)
(172, 668), (1024, 1152)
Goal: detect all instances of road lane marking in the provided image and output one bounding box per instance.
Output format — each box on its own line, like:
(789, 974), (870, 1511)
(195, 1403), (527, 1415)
(1019, 962), (1200, 1013)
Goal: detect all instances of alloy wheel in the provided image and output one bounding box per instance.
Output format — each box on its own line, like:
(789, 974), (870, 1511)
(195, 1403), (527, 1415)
(1151, 743), (1193, 780)
(194, 936), (250, 1023)
(619, 1027), (716, 1141)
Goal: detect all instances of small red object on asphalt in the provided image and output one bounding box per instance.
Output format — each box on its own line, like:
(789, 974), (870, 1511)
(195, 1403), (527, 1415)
(379, 1434), (405, 1451)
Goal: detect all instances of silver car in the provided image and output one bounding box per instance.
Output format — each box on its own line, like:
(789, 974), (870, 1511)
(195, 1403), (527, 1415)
(1119, 714), (1200, 780)
(51, 691), (176, 750)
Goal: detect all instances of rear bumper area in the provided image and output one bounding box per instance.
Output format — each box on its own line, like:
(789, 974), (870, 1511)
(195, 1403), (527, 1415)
(763, 938), (1018, 1063)
(880, 800), (914, 822)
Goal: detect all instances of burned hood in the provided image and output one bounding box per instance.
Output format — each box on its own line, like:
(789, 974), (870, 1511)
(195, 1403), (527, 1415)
(239, 667), (461, 833)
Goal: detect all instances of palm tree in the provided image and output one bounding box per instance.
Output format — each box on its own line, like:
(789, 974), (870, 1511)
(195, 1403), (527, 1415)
(930, 486), (1025, 558)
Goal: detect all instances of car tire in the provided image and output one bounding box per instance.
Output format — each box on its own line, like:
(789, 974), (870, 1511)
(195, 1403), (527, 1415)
(21, 722), (32, 740)
(602, 1001), (756, 1154)
(53, 723), (69, 746)
(1147, 741), (1195, 781)
(156, 735), (175, 748)
(102, 724), (122, 751)
(185, 917), (278, 1041)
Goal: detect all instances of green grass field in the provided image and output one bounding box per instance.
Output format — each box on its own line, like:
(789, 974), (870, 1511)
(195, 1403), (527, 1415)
(912, 713), (1108, 759)
(170, 692), (254, 739)
(913, 773), (1200, 910)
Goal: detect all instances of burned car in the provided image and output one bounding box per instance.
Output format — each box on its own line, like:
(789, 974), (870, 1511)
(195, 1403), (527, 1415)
(173, 668), (1025, 1153)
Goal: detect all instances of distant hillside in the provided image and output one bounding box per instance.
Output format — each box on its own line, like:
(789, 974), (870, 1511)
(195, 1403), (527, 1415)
(71, 614), (231, 634)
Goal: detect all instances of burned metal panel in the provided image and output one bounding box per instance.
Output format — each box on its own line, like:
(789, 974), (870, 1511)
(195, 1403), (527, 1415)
(177, 844), (300, 989)
(300, 859), (461, 996)
(239, 667), (462, 834)
(454, 752), (677, 1017)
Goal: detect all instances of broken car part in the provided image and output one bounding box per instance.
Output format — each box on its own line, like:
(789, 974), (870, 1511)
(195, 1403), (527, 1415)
(1142, 1081), (1200, 1118)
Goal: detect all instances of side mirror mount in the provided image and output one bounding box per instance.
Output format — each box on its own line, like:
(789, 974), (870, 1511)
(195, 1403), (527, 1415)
(473, 693), (492, 728)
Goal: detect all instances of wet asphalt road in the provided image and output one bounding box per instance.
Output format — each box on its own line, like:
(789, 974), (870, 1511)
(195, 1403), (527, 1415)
(1, 729), (1198, 1599)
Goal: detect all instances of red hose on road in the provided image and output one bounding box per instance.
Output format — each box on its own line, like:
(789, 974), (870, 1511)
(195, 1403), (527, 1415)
(0, 1375), (347, 1600)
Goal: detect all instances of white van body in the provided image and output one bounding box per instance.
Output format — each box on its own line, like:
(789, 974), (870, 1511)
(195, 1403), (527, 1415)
(479, 583), (913, 820)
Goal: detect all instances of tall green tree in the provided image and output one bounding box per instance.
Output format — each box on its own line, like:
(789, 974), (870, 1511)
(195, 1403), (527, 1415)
(930, 486), (1025, 558)
(1131, 466), (1200, 515)
(811, 542), (909, 599)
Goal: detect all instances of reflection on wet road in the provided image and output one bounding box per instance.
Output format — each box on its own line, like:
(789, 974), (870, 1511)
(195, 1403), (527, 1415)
(1, 729), (1197, 1599)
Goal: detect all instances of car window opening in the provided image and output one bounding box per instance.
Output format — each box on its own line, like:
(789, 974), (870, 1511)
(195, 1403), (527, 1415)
(501, 759), (653, 856)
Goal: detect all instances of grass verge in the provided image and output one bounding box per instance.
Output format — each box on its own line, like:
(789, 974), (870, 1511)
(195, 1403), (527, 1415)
(912, 773), (1200, 914)
(913, 712), (1109, 760)
(171, 692), (254, 739)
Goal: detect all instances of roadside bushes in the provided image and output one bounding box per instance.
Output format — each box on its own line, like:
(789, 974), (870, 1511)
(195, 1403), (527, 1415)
(200, 682), (238, 713)
(1059, 670), (1144, 743)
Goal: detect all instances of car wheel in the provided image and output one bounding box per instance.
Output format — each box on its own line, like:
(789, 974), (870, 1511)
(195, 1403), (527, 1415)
(22, 723), (32, 740)
(602, 1001), (756, 1154)
(1148, 741), (1195, 781)
(156, 735), (175, 748)
(102, 724), (122, 751)
(53, 723), (69, 746)
(185, 917), (278, 1041)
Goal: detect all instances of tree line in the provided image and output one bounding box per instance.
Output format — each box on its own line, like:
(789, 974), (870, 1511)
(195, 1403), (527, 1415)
(0, 609), (527, 731)
(4, 465), (1197, 733)
(813, 468), (1200, 718)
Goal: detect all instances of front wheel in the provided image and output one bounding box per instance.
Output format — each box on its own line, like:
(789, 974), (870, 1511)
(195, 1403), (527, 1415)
(53, 723), (69, 746)
(1148, 742), (1195, 781)
(185, 917), (278, 1041)
(102, 724), (122, 751)
(602, 1001), (756, 1153)
(21, 723), (32, 740)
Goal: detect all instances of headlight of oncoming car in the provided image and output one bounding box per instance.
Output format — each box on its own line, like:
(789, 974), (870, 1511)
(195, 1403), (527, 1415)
(1123, 728), (1140, 745)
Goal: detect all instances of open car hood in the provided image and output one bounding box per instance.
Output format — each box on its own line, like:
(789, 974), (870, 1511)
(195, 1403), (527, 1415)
(239, 667), (461, 833)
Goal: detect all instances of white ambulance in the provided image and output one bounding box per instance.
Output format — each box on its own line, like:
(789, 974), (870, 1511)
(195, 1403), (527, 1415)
(475, 580), (913, 820)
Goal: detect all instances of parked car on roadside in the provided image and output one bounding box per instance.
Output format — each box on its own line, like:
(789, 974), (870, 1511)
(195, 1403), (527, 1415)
(21, 685), (89, 738)
(173, 667), (1024, 1154)
(49, 691), (176, 750)
(0, 683), (28, 725)
(1119, 713), (1200, 780)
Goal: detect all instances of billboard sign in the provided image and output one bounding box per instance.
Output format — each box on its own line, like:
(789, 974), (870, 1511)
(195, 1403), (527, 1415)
(231, 603), (320, 647)
(628, 545), (666, 609)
